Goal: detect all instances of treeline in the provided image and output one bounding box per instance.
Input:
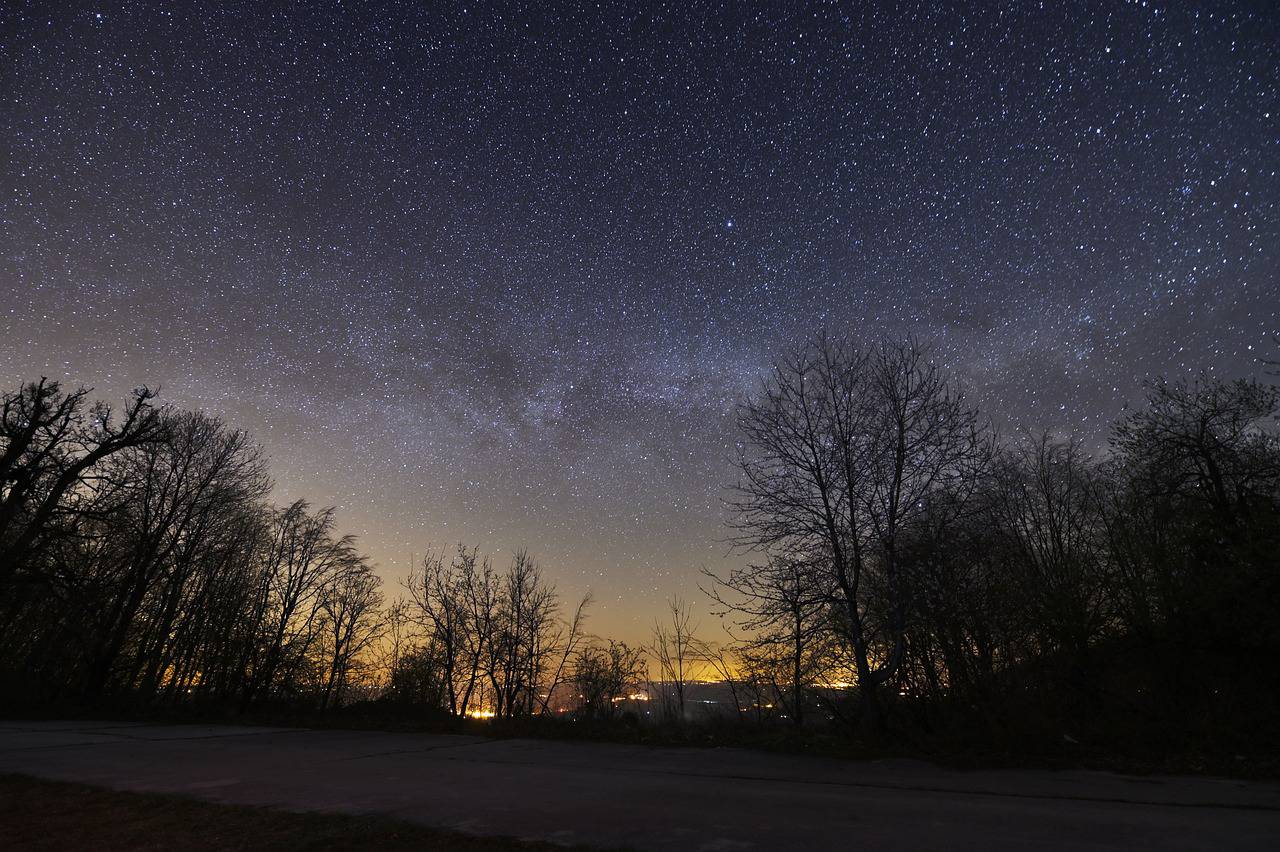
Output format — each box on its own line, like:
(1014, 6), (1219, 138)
(388, 545), (594, 719)
(4, 335), (1279, 762)
(0, 378), (641, 720)
(705, 335), (1280, 750)
(0, 380), (384, 708)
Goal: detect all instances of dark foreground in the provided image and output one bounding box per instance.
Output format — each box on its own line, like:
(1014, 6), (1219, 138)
(2, 721), (1278, 851)
(0, 773), (583, 851)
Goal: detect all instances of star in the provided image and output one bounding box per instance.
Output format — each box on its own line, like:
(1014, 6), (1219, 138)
(1, 0), (1275, 641)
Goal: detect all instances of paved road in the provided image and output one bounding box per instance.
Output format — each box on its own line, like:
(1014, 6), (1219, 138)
(1, 720), (1278, 850)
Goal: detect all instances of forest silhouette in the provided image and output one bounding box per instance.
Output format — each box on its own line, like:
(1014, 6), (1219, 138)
(3, 335), (1278, 774)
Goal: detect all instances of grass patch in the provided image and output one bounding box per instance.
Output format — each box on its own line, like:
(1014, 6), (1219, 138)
(0, 773), (601, 851)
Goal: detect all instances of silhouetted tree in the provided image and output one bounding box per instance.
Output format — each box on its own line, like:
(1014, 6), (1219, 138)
(574, 640), (646, 720)
(1107, 377), (1280, 652)
(405, 545), (591, 718)
(649, 596), (702, 721)
(731, 335), (989, 726)
(703, 553), (834, 727)
(319, 559), (385, 708)
(1, 379), (165, 582)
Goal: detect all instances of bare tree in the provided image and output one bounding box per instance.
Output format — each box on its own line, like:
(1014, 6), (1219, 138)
(240, 502), (349, 706)
(730, 334), (989, 725)
(703, 553), (833, 726)
(1, 377), (397, 711)
(536, 591), (593, 717)
(318, 558), (385, 708)
(0, 379), (166, 580)
(405, 545), (591, 719)
(1113, 377), (1280, 527)
(85, 411), (271, 698)
(487, 549), (560, 718)
(649, 596), (702, 722)
(990, 435), (1108, 669)
(699, 642), (747, 719)
(377, 597), (414, 698)
(405, 546), (495, 716)
(574, 640), (646, 720)
(1103, 376), (1280, 652)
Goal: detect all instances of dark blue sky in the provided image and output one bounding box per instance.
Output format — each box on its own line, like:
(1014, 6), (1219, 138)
(3, 1), (1276, 640)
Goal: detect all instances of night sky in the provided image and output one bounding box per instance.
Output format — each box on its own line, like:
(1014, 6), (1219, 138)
(3, 1), (1276, 641)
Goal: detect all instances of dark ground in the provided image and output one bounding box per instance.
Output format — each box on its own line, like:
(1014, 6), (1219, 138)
(2, 720), (1278, 850)
(0, 773), (594, 851)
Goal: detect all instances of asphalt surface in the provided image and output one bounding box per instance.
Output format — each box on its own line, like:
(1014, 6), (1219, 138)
(1, 720), (1278, 850)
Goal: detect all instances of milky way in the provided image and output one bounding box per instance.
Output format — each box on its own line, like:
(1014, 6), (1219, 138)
(2, 1), (1276, 640)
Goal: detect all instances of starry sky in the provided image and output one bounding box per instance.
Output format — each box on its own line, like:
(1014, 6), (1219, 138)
(2, 1), (1276, 642)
